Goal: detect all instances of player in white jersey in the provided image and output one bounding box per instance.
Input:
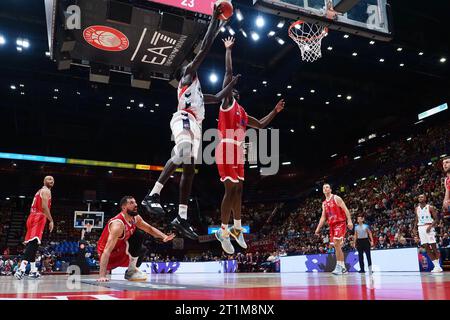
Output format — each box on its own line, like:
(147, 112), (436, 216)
(141, 5), (237, 240)
(413, 194), (442, 273)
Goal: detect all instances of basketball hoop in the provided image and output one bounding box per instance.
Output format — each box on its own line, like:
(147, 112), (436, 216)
(288, 20), (328, 63)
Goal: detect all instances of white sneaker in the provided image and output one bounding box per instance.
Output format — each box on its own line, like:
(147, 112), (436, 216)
(229, 227), (248, 249)
(124, 268), (147, 282)
(27, 271), (41, 279)
(14, 270), (25, 280)
(215, 228), (235, 255)
(431, 266), (443, 273)
(332, 265), (342, 275)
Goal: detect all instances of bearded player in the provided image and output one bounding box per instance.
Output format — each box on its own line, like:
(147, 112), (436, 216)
(214, 37), (285, 254)
(15, 176), (55, 280)
(315, 183), (353, 274)
(413, 194), (442, 273)
(443, 156), (450, 218)
(97, 196), (175, 282)
(141, 5), (237, 240)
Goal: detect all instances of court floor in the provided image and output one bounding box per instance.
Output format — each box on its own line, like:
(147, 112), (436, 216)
(0, 272), (449, 300)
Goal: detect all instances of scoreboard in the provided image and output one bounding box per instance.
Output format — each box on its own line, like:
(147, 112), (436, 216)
(148, 0), (216, 15)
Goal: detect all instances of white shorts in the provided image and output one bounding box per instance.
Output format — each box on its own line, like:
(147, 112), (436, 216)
(170, 111), (202, 161)
(418, 225), (436, 244)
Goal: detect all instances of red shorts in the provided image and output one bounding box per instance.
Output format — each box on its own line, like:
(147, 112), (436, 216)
(329, 221), (347, 243)
(24, 213), (47, 244)
(215, 141), (245, 183)
(98, 242), (130, 270)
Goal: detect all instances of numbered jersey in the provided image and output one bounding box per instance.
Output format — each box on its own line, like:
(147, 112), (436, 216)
(30, 188), (52, 214)
(97, 213), (137, 255)
(416, 204), (434, 226)
(323, 195), (346, 224)
(218, 99), (248, 142)
(177, 74), (205, 123)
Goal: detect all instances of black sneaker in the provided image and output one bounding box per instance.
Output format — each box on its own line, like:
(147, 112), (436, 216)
(141, 193), (165, 215)
(358, 270), (365, 274)
(171, 216), (199, 240)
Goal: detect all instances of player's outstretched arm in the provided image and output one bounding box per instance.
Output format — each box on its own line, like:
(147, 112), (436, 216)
(135, 216), (175, 242)
(443, 187), (449, 213)
(97, 221), (122, 281)
(247, 99), (285, 129)
(204, 74), (241, 104)
(184, 5), (221, 77)
(222, 36), (235, 89)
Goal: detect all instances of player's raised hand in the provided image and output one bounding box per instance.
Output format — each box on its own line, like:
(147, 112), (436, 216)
(274, 99), (285, 113)
(212, 4), (223, 20)
(163, 233), (176, 242)
(222, 36), (235, 49)
(231, 73), (241, 84)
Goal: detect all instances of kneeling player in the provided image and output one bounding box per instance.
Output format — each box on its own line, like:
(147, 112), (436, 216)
(97, 196), (175, 282)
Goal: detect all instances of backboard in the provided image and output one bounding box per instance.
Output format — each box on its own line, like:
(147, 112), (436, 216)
(253, 0), (393, 41)
(74, 211), (104, 229)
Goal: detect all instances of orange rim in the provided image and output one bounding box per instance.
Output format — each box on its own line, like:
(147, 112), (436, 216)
(288, 20), (328, 43)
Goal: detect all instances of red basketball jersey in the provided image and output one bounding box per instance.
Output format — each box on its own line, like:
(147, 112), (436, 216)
(446, 177), (450, 191)
(97, 213), (137, 255)
(30, 188), (52, 214)
(323, 194), (347, 224)
(218, 99), (248, 141)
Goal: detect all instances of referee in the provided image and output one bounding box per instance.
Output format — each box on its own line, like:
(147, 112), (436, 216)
(353, 214), (374, 274)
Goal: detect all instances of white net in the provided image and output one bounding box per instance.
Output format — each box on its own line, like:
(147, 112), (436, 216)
(288, 21), (328, 63)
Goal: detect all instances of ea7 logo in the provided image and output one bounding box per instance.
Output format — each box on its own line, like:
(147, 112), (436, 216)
(131, 29), (179, 66)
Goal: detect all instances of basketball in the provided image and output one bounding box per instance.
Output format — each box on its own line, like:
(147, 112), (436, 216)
(216, 0), (233, 20)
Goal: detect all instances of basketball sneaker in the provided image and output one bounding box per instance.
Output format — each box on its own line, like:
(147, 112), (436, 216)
(141, 193), (165, 215)
(229, 226), (247, 249)
(431, 266), (443, 273)
(215, 228), (235, 255)
(332, 265), (343, 275)
(125, 268), (147, 282)
(171, 216), (199, 240)
(14, 270), (25, 280)
(27, 271), (41, 279)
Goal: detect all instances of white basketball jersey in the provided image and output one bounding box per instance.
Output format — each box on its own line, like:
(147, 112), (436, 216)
(416, 204), (434, 226)
(177, 75), (205, 123)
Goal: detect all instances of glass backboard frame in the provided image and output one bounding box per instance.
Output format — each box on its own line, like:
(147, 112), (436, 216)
(253, 0), (393, 41)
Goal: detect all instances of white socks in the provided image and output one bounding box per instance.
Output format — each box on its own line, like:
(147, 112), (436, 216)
(234, 219), (242, 230)
(178, 205), (188, 220)
(337, 261), (345, 268)
(433, 260), (440, 268)
(128, 257), (138, 271)
(19, 260), (28, 272)
(150, 182), (164, 196)
(30, 262), (37, 273)
(221, 224), (230, 237)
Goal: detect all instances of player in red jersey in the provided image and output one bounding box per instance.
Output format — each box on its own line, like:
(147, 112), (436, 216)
(214, 37), (285, 254)
(15, 176), (55, 280)
(443, 156), (450, 217)
(97, 196), (175, 282)
(315, 183), (353, 274)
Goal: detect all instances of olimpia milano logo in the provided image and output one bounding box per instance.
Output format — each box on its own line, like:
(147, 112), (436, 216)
(83, 25), (130, 52)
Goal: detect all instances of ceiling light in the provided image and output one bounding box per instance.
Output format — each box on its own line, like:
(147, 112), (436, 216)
(126, 106), (131, 109)
(331, 153), (338, 158)
(276, 37), (285, 45)
(325, 101), (330, 105)
(236, 9), (244, 21)
(0, 35), (5, 45)
(282, 162), (291, 166)
(155, 103), (159, 107)
(310, 125), (316, 130)
(418, 52), (424, 56)
(256, 16), (265, 28)
(10, 85), (16, 90)
(150, 109), (154, 113)
(22, 39), (30, 48)
(343, 34), (349, 38)
(16, 39), (23, 46)
(251, 32), (260, 41)
(16, 47), (22, 52)
(397, 47), (403, 52)
(290, 129), (295, 133)
(240, 29), (247, 38)
(400, 63), (405, 67)
(139, 103), (144, 107)
(369, 40), (375, 45)
(228, 27), (235, 36)
(354, 156), (361, 160)
(109, 96), (113, 100)
(253, 89), (257, 92)
(352, 52), (358, 56)
(220, 26), (226, 33)
(277, 20), (285, 28)
(346, 95), (352, 100)
(300, 97), (304, 100)
(327, 46), (333, 51)
(45, 51), (50, 57)
(379, 58), (385, 62)
(130, 99), (134, 103)
(277, 93), (281, 97)
(106, 103), (110, 106)
(268, 31), (276, 37)
(209, 73), (218, 83)
(310, 89), (315, 93)
(287, 85), (292, 89)
(440, 57), (447, 63)
(262, 81), (267, 85)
